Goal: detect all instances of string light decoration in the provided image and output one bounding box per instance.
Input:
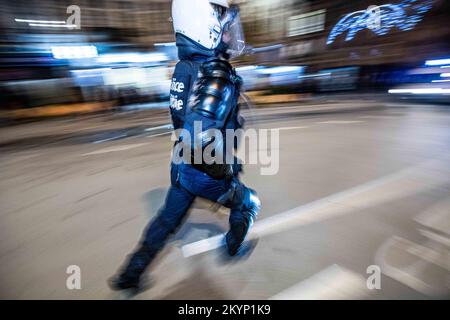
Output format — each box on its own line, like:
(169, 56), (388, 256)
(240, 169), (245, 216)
(327, 0), (433, 45)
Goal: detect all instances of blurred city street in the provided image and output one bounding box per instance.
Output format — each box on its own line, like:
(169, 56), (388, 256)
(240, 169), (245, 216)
(0, 0), (449, 302)
(1, 98), (449, 299)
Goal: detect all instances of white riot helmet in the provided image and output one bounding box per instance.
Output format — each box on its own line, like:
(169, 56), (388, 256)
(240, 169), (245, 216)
(172, 0), (245, 58)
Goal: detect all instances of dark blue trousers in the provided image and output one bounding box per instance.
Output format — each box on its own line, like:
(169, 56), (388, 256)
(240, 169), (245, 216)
(120, 164), (259, 282)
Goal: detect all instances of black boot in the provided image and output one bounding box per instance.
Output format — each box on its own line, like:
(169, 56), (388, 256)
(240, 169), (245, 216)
(109, 273), (140, 291)
(225, 224), (247, 256)
(218, 233), (258, 264)
(109, 246), (156, 291)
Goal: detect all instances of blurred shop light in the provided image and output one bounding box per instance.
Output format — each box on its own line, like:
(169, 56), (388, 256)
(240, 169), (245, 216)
(431, 80), (450, 83)
(71, 68), (112, 73)
(299, 73), (331, 79)
(440, 73), (450, 77)
(15, 18), (76, 29)
(236, 65), (259, 72)
(425, 58), (450, 66)
(96, 53), (168, 64)
(440, 66), (450, 69)
(29, 23), (77, 28)
(389, 88), (450, 94)
(327, 0), (433, 45)
(258, 66), (304, 74)
(154, 42), (176, 47)
(51, 46), (98, 59)
(15, 18), (66, 24)
(70, 68), (111, 77)
(406, 66), (444, 75)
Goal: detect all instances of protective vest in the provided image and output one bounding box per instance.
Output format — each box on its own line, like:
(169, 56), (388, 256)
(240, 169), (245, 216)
(181, 58), (243, 179)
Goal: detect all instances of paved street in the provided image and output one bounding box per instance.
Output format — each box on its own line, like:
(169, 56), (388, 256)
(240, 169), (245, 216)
(0, 100), (449, 299)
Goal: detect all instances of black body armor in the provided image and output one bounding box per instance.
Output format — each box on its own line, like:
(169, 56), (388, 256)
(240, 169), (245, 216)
(181, 58), (243, 179)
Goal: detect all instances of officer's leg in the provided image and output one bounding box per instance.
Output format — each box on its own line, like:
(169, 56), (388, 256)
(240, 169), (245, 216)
(189, 176), (261, 256)
(225, 185), (260, 256)
(113, 184), (195, 288)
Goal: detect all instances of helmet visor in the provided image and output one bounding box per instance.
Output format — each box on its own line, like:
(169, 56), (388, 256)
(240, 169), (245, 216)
(221, 6), (245, 59)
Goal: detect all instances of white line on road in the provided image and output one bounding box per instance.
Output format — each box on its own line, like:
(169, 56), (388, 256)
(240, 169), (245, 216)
(277, 126), (309, 131)
(145, 124), (173, 132)
(147, 132), (172, 138)
(81, 143), (149, 156)
(414, 197), (450, 236)
(359, 115), (397, 119)
(374, 236), (450, 297)
(181, 157), (449, 258)
(269, 264), (370, 300)
(93, 134), (128, 144)
(317, 120), (365, 124)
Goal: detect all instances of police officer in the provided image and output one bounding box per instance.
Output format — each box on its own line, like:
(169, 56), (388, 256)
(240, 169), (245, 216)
(109, 0), (260, 291)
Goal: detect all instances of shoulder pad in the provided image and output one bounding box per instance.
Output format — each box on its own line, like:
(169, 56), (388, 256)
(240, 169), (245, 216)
(200, 59), (234, 82)
(200, 59), (242, 86)
(189, 59), (240, 122)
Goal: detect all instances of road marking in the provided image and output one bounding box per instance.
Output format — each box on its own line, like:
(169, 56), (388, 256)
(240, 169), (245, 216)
(416, 230), (450, 263)
(317, 120), (365, 124)
(93, 134), (128, 144)
(181, 157), (449, 258)
(418, 229), (450, 248)
(147, 132), (172, 138)
(359, 115), (397, 119)
(269, 264), (369, 300)
(375, 236), (450, 297)
(414, 197), (450, 235)
(145, 124), (173, 132)
(81, 143), (149, 156)
(277, 126), (309, 131)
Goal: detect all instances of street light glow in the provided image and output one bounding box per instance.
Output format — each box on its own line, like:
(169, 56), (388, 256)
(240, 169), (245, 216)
(15, 18), (66, 24)
(425, 58), (450, 66)
(51, 46), (98, 60)
(29, 23), (77, 28)
(388, 88), (450, 94)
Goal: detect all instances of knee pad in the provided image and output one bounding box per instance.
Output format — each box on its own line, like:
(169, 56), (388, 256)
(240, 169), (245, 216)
(242, 189), (260, 224)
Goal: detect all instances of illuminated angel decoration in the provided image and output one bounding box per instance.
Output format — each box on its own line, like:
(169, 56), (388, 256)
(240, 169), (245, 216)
(327, 0), (433, 45)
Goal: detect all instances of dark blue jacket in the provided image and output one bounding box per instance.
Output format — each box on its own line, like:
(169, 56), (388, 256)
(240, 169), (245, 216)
(169, 34), (217, 130)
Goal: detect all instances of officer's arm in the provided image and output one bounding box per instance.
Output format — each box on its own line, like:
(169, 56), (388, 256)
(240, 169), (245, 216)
(190, 59), (237, 124)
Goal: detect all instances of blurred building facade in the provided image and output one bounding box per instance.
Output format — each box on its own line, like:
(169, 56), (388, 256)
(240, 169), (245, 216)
(0, 0), (449, 110)
(0, 0), (173, 45)
(279, 0), (450, 68)
(1, 0), (449, 65)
